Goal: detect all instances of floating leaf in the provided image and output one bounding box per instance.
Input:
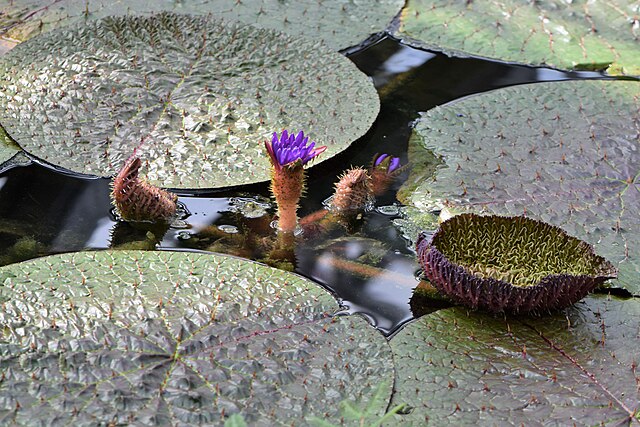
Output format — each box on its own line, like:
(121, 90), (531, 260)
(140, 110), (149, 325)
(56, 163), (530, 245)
(417, 213), (617, 313)
(390, 295), (640, 425)
(0, 0), (404, 51)
(0, 250), (394, 425)
(395, 0), (640, 75)
(0, 125), (21, 169)
(0, 13), (379, 189)
(399, 80), (640, 295)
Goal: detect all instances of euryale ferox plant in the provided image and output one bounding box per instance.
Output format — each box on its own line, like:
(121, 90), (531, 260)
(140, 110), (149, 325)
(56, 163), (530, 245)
(109, 132), (404, 267)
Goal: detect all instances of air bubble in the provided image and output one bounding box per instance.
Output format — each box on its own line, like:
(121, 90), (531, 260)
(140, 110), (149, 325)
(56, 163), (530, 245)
(218, 224), (239, 234)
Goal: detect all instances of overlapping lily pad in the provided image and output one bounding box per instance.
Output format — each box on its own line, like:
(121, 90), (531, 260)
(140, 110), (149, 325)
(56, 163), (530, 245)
(390, 295), (640, 425)
(0, 0), (404, 51)
(0, 250), (394, 425)
(395, 0), (640, 75)
(399, 80), (640, 295)
(0, 13), (380, 189)
(0, 126), (20, 168)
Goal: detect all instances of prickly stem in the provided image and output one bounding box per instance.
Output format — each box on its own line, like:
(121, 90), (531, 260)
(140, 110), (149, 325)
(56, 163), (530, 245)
(270, 164), (304, 233)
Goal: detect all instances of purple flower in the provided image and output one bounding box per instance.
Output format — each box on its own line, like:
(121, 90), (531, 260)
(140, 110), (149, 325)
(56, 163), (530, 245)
(265, 130), (327, 170)
(373, 153), (401, 174)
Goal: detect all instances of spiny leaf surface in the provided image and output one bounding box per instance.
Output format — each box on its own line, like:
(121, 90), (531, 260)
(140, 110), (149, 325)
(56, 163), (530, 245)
(0, 13), (379, 189)
(390, 295), (640, 426)
(400, 80), (640, 295)
(396, 0), (640, 75)
(0, 250), (394, 425)
(0, 0), (404, 51)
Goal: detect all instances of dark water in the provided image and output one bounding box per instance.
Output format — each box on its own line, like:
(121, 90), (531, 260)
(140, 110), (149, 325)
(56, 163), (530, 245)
(0, 36), (607, 335)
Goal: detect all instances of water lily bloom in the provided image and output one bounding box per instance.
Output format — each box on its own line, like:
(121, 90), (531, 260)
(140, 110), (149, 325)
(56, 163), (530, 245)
(373, 153), (401, 174)
(370, 153), (403, 196)
(266, 130), (327, 233)
(265, 130), (327, 170)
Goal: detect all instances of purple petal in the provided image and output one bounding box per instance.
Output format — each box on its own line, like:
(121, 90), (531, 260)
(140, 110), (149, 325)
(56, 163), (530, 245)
(389, 157), (401, 173)
(374, 153), (389, 167)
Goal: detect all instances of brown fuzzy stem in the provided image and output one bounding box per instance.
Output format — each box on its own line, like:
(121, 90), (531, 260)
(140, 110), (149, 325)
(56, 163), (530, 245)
(370, 169), (394, 197)
(271, 165), (304, 233)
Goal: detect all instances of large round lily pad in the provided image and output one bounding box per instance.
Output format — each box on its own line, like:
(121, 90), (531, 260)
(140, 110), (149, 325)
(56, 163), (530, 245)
(395, 0), (640, 76)
(0, 250), (394, 425)
(0, 13), (380, 189)
(399, 80), (640, 295)
(389, 295), (640, 425)
(0, 0), (404, 51)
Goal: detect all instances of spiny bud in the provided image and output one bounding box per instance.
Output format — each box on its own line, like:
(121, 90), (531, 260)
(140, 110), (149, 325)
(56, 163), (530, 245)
(329, 167), (373, 212)
(111, 156), (178, 222)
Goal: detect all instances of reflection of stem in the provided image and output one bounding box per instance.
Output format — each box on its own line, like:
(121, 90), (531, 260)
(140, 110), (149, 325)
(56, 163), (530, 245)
(299, 209), (330, 226)
(318, 256), (434, 290)
(265, 231), (296, 271)
(109, 221), (169, 250)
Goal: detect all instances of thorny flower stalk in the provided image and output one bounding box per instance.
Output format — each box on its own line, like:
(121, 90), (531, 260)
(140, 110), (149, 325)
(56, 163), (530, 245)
(265, 130), (327, 233)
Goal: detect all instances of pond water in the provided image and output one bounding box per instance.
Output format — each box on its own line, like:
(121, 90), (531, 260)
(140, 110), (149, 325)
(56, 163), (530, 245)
(0, 36), (608, 336)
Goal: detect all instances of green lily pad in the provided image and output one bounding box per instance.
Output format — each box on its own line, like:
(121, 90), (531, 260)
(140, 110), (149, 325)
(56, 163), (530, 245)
(390, 294), (640, 425)
(399, 80), (640, 295)
(0, 13), (379, 189)
(0, 250), (394, 425)
(0, 0), (404, 51)
(0, 125), (21, 169)
(395, 0), (640, 76)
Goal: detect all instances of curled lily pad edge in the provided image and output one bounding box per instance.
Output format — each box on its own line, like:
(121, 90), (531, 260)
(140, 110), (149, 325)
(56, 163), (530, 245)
(416, 213), (618, 314)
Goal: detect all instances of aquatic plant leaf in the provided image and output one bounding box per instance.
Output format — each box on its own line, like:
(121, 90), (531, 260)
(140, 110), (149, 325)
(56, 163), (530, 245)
(0, 250), (394, 425)
(400, 80), (640, 295)
(309, 381), (407, 427)
(0, 0), (404, 51)
(0, 13), (379, 189)
(0, 125), (21, 169)
(417, 214), (617, 313)
(390, 295), (640, 425)
(396, 0), (640, 75)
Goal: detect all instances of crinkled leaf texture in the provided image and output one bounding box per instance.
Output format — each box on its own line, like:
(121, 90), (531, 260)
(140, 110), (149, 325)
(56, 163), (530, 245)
(390, 295), (640, 426)
(0, 13), (380, 189)
(395, 0), (640, 75)
(0, 250), (394, 426)
(0, 0), (404, 51)
(399, 80), (640, 295)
